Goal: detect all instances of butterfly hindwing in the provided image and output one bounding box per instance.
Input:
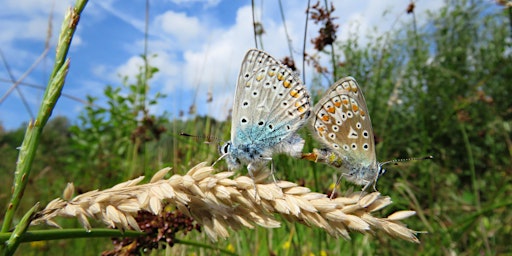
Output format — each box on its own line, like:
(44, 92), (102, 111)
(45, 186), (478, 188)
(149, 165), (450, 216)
(312, 77), (379, 187)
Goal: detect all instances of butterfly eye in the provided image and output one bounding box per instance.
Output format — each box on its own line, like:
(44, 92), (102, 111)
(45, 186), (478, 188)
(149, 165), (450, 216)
(378, 167), (386, 177)
(220, 142), (231, 154)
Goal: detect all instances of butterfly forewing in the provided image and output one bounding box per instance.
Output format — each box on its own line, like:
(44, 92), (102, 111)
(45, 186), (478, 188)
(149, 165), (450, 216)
(312, 77), (377, 168)
(221, 49), (312, 173)
(231, 49), (311, 148)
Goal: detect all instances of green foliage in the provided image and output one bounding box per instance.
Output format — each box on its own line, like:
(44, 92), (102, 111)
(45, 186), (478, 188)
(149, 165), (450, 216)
(314, 1), (512, 254)
(68, 54), (169, 188)
(1, 0), (511, 255)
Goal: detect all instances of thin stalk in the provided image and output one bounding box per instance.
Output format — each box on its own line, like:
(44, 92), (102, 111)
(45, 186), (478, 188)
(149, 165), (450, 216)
(251, 0), (258, 48)
(459, 122), (492, 255)
(3, 203), (39, 256)
(0, 229), (144, 244)
(278, 0), (294, 59)
(458, 123), (480, 209)
(302, 0), (311, 83)
(323, 0), (337, 79)
(1, 0), (89, 233)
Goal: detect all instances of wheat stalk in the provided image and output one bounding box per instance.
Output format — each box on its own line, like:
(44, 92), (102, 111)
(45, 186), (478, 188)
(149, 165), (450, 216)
(32, 162), (420, 243)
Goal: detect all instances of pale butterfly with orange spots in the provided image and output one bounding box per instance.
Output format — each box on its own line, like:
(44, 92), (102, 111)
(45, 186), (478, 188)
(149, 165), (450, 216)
(218, 49), (311, 179)
(310, 77), (384, 192)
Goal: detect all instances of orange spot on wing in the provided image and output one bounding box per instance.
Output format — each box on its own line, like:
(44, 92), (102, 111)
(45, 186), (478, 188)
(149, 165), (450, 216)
(352, 104), (359, 112)
(290, 90), (299, 97)
(342, 99), (349, 105)
(334, 101), (341, 107)
(283, 80), (291, 88)
(321, 115), (330, 122)
(328, 107), (335, 113)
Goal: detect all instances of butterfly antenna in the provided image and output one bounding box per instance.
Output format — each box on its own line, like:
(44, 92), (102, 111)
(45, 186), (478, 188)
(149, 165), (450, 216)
(179, 132), (221, 145)
(212, 152), (228, 167)
(380, 155), (434, 167)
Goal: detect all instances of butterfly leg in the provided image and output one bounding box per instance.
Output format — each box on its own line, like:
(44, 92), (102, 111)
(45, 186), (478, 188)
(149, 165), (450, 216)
(330, 172), (350, 199)
(247, 162), (261, 201)
(358, 180), (376, 202)
(264, 157), (277, 183)
(361, 181), (372, 192)
(371, 182), (378, 192)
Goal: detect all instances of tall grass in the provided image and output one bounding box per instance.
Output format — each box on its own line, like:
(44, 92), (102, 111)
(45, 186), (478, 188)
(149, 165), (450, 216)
(1, 0), (511, 255)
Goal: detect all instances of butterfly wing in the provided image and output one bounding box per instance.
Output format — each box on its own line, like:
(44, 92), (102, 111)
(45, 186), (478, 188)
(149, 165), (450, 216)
(312, 77), (378, 171)
(230, 49), (311, 158)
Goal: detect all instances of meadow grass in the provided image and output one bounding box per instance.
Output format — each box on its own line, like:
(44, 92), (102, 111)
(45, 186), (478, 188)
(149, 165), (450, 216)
(2, 0), (512, 255)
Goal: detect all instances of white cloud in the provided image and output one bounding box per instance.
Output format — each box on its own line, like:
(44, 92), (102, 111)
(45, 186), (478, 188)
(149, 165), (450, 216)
(0, 0), (71, 43)
(1, 0), (71, 16)
(115, 56), (145, 81)
(108, 51), (182, 93)
(154, 11), (203, 44)
(0, 0), (73, 66)
(148, 51), (182, 94)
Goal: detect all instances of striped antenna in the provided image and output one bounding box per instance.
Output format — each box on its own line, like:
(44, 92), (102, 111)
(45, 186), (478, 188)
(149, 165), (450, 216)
(179, 132), (220, 144)
(381, 155), (434, 167)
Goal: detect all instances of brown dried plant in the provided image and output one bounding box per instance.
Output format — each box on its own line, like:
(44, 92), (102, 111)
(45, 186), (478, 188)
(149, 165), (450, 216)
(309, 1), (339, 51)
(32, 162), (420, 243)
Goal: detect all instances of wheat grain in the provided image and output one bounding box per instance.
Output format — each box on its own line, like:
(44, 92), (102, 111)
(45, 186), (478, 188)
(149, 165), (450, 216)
(32, 162), (420, 242)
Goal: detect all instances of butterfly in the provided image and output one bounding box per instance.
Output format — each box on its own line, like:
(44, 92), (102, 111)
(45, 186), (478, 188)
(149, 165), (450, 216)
(309, 76), (384, 192)
(218, 49), (311, 179)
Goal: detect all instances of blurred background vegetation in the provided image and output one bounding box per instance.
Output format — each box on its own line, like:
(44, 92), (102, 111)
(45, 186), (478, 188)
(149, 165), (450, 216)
(1, 0), (511, 255)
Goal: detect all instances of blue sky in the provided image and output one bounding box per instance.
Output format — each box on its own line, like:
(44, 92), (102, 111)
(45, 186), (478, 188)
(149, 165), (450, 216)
(0, 0), (449, 130)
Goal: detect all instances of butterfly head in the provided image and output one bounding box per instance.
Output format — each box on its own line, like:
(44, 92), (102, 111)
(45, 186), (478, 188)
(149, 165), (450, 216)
(219, 141), (231, 156)
(377, 163), (387, 178)
(218, 141), (241, 170)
